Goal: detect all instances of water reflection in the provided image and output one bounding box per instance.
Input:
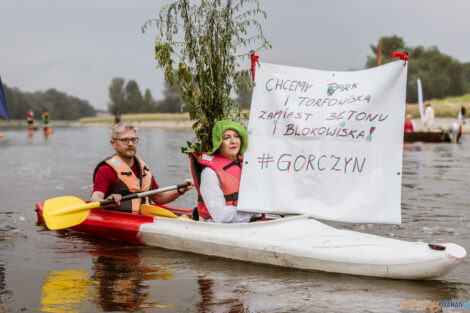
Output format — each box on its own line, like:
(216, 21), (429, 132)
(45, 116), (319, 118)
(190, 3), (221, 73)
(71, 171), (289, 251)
(1, 127), (469, 312)
(91, 247), (172, 312)
(23, 129), (51, 146)
(38, 238), (175, 312)
(0, 264), (7, 313)
(196, 277), (246, 313)
(42, 132), (50, 145)
(0, 220), (12, 313)
(40, 269), (93, 313)
(27, 131), (34, 145)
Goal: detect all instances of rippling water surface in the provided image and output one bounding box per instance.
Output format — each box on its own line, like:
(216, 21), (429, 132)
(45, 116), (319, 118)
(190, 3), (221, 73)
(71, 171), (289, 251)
(0, 126), (469, 312)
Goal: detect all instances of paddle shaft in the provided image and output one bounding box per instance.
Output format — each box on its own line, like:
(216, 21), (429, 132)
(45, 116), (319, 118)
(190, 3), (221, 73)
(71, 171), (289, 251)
(98, 182), (190, 206)
(46, 183), (190, 218)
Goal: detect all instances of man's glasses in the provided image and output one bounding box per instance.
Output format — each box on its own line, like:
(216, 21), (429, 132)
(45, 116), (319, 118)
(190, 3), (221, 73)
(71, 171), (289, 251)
(113, 137), (139, 144)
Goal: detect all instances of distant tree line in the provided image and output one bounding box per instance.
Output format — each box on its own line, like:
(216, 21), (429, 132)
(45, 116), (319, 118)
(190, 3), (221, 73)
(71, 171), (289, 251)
(108, 74), (253, 114)
(366, 35), (470, 103)
(108, 77), (158, 114)
(3, 84), (96, 120)
(107, 77), (185, 114)
(132, 36), (470, 114)
(6, 35), (469, 120)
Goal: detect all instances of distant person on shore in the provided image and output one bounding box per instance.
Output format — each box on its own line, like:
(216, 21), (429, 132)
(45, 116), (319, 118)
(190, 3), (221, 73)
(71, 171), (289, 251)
(90, 122), (194, 214)
(114, 112), (121, 124)
(404, 114), (414, 133)
(27, 110), (35, 130)
(461, 105), (466, 124)
(42, 110), (50, 132)
(424, 102), (435, 131)
(456, 107), (464, 143)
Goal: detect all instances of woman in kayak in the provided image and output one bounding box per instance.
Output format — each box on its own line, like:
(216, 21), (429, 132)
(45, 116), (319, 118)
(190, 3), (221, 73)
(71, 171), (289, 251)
(193, 119), (260, 223)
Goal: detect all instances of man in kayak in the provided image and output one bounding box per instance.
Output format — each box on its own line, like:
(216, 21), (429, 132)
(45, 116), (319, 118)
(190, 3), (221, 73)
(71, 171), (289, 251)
(191, 119), (261, 223)
(90, 121), (194, 213)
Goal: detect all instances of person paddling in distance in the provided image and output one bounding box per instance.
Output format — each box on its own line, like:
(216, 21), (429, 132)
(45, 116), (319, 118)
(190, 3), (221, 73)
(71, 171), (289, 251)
(27, 110), (35, 130)
(42, 110), (51, 133)
(194, 119), (261, 223)
(90, 122), (193, 214)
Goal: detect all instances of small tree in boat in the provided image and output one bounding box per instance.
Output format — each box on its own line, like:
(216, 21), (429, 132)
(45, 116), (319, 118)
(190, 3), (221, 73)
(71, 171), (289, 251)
(142, 0), (270, 152)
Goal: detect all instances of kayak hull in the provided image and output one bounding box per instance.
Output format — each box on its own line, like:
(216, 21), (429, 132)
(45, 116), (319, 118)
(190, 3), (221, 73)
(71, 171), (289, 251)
(138, 216), (465, 280)
(35, 203), (465, 280)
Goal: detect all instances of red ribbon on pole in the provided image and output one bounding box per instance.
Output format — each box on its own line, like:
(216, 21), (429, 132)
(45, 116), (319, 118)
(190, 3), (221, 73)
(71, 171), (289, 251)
(250, 51), (260, 82)
(392, 51), (409, 64)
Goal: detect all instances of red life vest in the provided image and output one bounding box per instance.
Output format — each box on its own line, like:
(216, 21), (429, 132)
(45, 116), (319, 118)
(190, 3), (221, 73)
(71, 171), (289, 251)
(191, 152), (242, 220)
(93, 154), (152, 214)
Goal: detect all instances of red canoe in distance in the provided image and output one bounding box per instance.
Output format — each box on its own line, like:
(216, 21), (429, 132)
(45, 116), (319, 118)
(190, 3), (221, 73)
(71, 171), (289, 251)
(404, 131), (451, 143)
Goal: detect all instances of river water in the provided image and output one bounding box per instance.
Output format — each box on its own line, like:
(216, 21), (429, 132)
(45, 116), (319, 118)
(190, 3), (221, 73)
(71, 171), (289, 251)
(0, 126), (469, 313)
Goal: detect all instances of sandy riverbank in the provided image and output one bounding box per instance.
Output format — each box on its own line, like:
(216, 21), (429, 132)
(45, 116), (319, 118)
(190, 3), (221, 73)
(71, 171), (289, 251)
(412, 117), (469, 133)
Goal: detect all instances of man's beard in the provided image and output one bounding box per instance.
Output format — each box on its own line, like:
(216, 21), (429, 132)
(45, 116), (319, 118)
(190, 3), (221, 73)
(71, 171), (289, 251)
(120, 149), (136, 160)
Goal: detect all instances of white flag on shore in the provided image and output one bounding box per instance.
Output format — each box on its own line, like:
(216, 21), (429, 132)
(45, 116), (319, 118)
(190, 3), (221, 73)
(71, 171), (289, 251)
(417, 78), (424, 126)
(238, 61), (408, 224)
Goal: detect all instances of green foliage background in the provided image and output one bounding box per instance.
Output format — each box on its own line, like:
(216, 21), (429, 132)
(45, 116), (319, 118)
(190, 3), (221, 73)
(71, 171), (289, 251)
(142, 0), (270, 152)
(108, 77), (159, 114)
(5, 31), (470, 125)
(2, 85), (96, 120)
(366, 35), (470, 103)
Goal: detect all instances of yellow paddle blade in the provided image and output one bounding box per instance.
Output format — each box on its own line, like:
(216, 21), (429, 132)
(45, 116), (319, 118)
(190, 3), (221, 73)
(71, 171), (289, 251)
(43, 196), (99, 230)
(140, 204), (186, 219)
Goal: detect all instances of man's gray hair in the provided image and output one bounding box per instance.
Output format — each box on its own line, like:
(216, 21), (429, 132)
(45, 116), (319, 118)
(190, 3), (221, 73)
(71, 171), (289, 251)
(111, 122), (138, 139)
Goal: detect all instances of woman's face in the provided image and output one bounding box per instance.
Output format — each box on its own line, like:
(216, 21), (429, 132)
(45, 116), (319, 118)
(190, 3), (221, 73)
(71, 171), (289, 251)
(218, 129), (241, 160)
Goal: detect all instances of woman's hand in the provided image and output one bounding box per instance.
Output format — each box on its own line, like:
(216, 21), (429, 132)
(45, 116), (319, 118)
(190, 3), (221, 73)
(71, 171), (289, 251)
(178, 179), (194, 194)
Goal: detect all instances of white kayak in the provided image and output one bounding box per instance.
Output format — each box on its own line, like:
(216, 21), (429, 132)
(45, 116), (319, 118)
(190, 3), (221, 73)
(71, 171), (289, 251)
(140, 215), (466, 280)
(36, 203), (466, 280)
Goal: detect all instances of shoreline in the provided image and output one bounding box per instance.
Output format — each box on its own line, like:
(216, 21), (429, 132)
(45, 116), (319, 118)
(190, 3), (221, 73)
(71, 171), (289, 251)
(80, 120), (194, 130)
(411, 117), (470, 133)
(1, 117), (469, 133)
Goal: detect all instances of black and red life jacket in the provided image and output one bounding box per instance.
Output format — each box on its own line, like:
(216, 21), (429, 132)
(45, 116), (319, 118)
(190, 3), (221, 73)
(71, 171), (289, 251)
(93, 154), (152, 214)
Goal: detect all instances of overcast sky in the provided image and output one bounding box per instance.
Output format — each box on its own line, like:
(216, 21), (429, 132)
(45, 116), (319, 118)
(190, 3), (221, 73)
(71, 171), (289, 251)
(1, 0), (469, 110)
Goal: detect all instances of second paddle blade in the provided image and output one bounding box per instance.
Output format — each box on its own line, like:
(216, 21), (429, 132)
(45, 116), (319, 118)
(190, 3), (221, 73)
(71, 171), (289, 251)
(140, 204), (179, 218)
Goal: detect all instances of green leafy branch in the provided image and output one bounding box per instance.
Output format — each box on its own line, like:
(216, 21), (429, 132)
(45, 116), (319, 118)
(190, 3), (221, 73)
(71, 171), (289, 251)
(142, 0), (270, 152)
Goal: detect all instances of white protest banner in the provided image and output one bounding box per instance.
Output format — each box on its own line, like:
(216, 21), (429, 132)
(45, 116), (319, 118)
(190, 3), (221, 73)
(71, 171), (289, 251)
(238, 61), (408, 224)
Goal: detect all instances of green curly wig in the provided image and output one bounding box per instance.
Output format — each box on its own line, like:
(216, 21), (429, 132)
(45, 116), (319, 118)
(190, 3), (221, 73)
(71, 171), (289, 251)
(207, 119), (249, 155)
